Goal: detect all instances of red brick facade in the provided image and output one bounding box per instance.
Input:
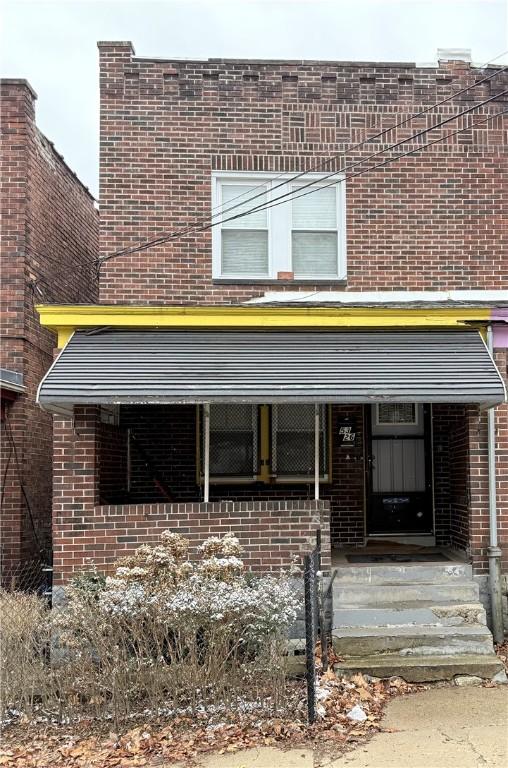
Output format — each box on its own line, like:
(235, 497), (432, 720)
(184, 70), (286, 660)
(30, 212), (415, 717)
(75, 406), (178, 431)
(0, 80), (99, 578)
(44, 44), (508, 584)
(48, 399), (505, 583)
(98, 42), (508, 303)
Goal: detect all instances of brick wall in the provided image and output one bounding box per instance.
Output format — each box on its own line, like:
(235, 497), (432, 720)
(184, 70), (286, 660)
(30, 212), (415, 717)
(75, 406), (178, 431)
(87, 402), (486, 562)
(53, 405), (330, 583)
(0, 79), (99, 576)
(432, 404), (470, 549)
(98, 42), (508, 304)
(494, 348), (508, 573)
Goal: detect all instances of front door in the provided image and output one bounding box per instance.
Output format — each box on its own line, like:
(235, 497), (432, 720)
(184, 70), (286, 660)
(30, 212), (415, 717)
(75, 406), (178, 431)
(366, 404), (433, 535)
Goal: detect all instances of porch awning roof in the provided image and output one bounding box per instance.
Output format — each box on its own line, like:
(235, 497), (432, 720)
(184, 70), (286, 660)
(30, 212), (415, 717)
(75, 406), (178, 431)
(37, 329), (506, 413)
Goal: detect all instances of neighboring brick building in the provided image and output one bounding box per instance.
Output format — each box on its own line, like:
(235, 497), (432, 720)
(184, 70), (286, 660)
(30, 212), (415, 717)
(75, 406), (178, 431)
(0, 79), (99, 581)
(36, 43), (507, 610)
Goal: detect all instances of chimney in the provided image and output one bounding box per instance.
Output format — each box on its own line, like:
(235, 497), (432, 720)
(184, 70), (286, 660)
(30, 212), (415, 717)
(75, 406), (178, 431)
(437, 48), (472, 63)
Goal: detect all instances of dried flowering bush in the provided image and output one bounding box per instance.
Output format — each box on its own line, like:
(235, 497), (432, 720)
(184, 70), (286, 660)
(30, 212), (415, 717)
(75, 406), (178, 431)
(0, 590), (54, 717)
(1, 531), (300, 726)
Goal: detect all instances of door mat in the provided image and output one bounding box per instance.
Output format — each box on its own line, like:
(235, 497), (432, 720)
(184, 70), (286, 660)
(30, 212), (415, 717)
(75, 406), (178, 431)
(346, 553), (451, 563)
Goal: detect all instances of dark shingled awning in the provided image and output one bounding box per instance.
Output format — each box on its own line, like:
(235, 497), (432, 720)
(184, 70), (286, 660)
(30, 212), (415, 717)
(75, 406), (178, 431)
(37, 329), (506, 413)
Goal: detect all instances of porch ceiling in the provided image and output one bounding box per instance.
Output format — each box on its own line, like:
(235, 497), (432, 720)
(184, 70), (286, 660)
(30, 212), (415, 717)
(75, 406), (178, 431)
(37, 329), (506, 413)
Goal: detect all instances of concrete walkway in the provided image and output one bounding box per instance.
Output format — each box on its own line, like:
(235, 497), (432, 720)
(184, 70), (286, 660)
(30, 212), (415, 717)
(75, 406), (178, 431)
(192, 686), (508, 768)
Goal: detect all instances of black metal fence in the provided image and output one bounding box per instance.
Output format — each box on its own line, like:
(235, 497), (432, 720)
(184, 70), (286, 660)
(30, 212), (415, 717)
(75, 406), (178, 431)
(303, 528), (332, 723)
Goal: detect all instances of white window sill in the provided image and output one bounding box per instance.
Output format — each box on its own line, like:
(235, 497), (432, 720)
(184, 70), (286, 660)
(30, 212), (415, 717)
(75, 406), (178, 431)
(212, 277), (347, 286)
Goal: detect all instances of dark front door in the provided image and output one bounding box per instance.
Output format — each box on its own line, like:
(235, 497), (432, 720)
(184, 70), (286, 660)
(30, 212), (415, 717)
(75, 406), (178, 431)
(366, 404), (433, 535)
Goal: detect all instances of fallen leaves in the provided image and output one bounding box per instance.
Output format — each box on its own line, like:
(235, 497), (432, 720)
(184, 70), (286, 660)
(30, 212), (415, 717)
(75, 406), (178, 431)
(0, 671), (420, 767)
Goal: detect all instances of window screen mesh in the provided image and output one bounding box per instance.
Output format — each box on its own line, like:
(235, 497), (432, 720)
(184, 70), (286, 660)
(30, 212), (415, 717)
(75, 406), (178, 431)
(377, 403), (417, 425)
(272, 404), (327, 477)
(207, 404), (258, 477)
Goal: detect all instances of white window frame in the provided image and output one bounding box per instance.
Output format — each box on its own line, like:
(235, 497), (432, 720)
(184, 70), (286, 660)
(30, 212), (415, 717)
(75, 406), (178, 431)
(211, 171), (346, 281)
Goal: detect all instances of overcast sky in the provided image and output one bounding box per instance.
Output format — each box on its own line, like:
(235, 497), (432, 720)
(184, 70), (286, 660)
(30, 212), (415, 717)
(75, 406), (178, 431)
(1, 0), (507, 197)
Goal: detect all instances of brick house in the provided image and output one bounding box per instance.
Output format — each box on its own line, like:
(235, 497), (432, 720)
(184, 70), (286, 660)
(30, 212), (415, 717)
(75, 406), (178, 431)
(35, 43), (508, 675)
(0, 79), (99, 582)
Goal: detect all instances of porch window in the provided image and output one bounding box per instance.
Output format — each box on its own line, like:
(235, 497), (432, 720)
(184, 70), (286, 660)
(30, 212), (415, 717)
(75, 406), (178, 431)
(208, 404), (258, 479)
(272, 404), (328, 481)
(212, 172), (346, 281)
(202, 404), (329, 484)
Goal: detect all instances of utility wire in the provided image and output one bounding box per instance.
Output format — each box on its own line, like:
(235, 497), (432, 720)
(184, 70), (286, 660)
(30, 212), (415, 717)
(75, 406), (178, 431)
(232, 105), (508, 220)
(105, 60), (508, 260)
(100, 86), (508, 260)
(201, 48), (508, 219)
(2, 414), (44, 554)
(31, 76), (508, 299)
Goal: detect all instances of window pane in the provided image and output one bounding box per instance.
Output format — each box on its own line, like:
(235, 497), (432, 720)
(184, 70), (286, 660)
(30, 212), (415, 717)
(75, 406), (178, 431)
(272, 404), (327, 477)
(292, 232), (338, 276)
(210, 404), (255, 431)
(208, 405), (257, 477)
(222, 230), (268, 275)
(292, 186), (337, 228)
(210, 433), (254, 476)
(276, 403), (317, 431)
(221, 184), (268, 228)
(377, 403), (416, 425)
(276, 432), (315, 475)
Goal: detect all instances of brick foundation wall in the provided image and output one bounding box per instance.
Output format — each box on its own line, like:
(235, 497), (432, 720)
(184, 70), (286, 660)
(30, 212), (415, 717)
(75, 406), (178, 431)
(53, 405), (330, 583)
(60, 500), (330, 584)
(98, 42), (508, 303)
(0, 80), (98, 576)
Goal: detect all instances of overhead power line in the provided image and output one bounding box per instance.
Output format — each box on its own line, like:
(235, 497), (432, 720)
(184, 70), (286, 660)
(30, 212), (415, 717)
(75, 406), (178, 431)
(231, 105), (508, 220)
(106, 59), (508, 261)
(31, 64), (508, 300)
(100, 86), (508, 261)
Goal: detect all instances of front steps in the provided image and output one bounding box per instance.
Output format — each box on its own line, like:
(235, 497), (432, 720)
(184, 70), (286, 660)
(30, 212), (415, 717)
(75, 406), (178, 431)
(331, 562), (505, 683)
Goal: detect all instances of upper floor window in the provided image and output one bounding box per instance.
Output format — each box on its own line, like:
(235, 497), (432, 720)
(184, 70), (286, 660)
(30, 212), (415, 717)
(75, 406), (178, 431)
(211, 172), (346, 281)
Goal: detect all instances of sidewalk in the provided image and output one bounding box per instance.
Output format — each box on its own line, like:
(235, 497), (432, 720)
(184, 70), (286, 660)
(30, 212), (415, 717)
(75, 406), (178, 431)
(192, 686), (508, 768)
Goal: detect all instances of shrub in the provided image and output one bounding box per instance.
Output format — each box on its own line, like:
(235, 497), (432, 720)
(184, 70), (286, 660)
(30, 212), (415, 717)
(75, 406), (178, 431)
(0, 590), (52, 716)
(1, 532), (300, 726)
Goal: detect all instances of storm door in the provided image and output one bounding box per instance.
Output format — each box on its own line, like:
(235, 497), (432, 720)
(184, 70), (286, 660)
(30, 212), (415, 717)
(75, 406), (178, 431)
(366, 404), (433, 535)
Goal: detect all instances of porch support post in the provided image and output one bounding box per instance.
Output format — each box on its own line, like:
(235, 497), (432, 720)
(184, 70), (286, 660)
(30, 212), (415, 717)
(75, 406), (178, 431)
(486, 325), (504, 642)
(203, 403), (210, 503)
(314, 404), (320, 501)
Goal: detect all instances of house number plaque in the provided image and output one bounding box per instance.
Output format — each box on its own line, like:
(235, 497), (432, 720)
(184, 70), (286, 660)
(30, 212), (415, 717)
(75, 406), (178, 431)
(338, 419), (357, 446)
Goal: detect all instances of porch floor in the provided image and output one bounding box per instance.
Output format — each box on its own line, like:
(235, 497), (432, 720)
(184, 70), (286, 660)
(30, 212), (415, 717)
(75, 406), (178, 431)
(331, 543), (468, 567)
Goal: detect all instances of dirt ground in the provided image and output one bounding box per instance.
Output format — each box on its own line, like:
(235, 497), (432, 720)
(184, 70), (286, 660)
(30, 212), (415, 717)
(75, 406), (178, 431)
(188, 686), (508, 768)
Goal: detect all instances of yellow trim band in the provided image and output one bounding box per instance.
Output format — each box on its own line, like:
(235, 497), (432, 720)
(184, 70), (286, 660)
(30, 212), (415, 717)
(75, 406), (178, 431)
(35, 304), (491, 348)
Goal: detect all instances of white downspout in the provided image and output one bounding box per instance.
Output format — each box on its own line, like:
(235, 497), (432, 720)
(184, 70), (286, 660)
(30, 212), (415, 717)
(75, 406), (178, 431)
(314, 404), (320, 501)
(203, 403), (210, 503)
(486, 325), (504, 643)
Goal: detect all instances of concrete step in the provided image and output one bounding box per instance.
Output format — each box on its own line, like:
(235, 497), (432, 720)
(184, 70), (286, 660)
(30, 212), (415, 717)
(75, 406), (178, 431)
(333, 603), (487, 629)
(333, 581), (479, 605)
(332, 562), (472, 585)
(332, 623), (494, 658)
(333, 653), (505, 683)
